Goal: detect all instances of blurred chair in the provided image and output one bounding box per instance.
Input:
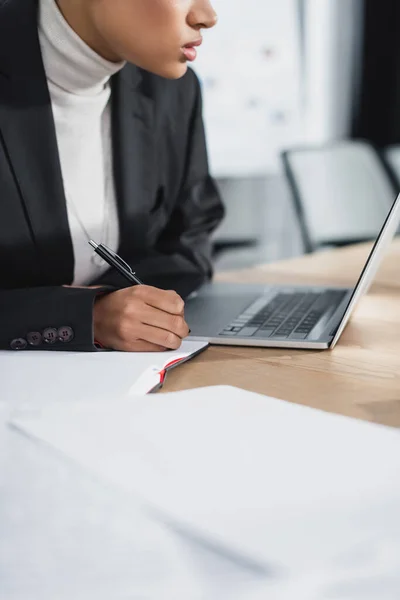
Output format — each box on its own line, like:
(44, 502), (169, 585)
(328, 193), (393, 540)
(281, 140), (400, 253)
(211, 177), (266, 260)
(211, 175), (304, 269)
(384, 145), (400, 183)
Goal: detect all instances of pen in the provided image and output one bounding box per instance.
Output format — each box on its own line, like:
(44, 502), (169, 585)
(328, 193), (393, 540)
(89, 240), (144, 285)
(89, 239), (191, 334)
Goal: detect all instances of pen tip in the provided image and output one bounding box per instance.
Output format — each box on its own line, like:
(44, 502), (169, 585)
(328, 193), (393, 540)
(89, 240), (98, 249)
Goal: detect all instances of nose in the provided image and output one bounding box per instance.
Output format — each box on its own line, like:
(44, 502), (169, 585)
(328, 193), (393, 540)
(188, 0), (218, 30)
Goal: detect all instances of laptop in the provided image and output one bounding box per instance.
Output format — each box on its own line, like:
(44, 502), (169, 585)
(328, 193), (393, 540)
(186, 194), (400, 350)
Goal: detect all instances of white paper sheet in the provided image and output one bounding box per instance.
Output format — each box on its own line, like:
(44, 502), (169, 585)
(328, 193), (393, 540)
(0, 340), (208, 402)
(9, 386), (400, 576)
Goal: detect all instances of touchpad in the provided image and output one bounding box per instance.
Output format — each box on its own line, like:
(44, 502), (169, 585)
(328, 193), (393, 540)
(185, 291), (259, 336)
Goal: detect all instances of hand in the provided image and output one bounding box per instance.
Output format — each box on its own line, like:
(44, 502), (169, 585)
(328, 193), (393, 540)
(93, 285), (190, 352)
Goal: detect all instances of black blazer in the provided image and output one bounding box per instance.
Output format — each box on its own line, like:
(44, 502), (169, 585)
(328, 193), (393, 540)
(0, 0), (224, 351)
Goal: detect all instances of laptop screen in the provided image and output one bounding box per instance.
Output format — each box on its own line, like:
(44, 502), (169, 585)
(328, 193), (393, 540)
(331, 193), (400, 347)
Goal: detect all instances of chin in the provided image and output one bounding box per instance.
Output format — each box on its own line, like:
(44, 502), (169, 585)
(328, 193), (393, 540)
(151, 62), (188, 80)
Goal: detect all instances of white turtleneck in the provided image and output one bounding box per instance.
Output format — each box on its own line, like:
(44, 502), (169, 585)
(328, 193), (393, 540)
(38, 0), (125, 285)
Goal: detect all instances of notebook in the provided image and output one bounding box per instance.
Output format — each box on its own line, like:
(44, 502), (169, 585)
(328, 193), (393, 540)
(9, 386), (400, 575)
(126, 340), (209, 394)
(0, 340), (208, 401)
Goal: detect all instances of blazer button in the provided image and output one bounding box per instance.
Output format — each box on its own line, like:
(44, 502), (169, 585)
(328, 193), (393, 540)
(42, 327), (58, 344)
(10, 338), (27, 351)
(58, 326), (74, 343)
(27, 331), (42, 347)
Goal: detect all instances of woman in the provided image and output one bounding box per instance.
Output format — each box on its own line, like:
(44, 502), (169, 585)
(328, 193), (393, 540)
(0, 0), (224, 352)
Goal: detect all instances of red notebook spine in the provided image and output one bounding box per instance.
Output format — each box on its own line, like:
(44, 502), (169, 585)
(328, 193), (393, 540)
(164, 357), (186, 370)
(158, 357), (186, 386)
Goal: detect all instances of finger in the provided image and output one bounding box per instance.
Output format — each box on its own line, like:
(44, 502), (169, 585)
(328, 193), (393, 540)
(136, 323), (183, 350)
(125, 340), (167, 353)
(134, 286), (185, 315)
(140, 305), (190, 339)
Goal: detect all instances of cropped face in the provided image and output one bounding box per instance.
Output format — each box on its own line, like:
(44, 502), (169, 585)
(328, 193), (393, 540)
(87, 0), (218, 78)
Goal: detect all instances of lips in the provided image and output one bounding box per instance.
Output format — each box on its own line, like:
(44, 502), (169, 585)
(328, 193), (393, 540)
(182, 38), (202, 62)
(182, 47), (197, 61)
(184, 39), (203, 48)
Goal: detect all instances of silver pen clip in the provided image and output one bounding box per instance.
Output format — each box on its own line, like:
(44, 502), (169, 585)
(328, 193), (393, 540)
(101, 243), (137, 277)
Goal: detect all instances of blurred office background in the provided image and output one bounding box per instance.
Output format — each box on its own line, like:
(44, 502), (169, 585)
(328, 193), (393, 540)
(192, 0), (400, 270)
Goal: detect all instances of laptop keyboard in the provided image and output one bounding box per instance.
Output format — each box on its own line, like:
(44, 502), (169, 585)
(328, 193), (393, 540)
(220, 290), (347, 340)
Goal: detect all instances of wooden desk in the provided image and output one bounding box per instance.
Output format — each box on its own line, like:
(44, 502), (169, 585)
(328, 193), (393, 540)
(163, 239), (400, 427)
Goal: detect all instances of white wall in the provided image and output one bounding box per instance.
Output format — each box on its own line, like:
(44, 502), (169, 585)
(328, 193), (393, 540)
(198, 0), (365, 255)
(192, 0), (303, 178)
(193, 0), (364, 176)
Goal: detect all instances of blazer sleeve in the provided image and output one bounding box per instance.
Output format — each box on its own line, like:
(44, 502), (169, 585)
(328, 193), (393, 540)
(0, 285), (112, 352)
(95, 72), (225, 299)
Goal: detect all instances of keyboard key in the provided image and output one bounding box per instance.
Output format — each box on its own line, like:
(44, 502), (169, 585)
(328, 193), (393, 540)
(290, 332), (308, 340)
(271, 332), (290, 338)
(276, 325), (295, 333)
(263, 319), (282, 327)
(254, 329), (277, 338)
(239, 327), (260, 337)
(279, 323), (297, 331)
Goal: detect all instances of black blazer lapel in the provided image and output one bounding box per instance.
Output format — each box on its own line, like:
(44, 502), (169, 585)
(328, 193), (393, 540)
(111, 66), (157, 259)
(0, 0), (74, 285)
